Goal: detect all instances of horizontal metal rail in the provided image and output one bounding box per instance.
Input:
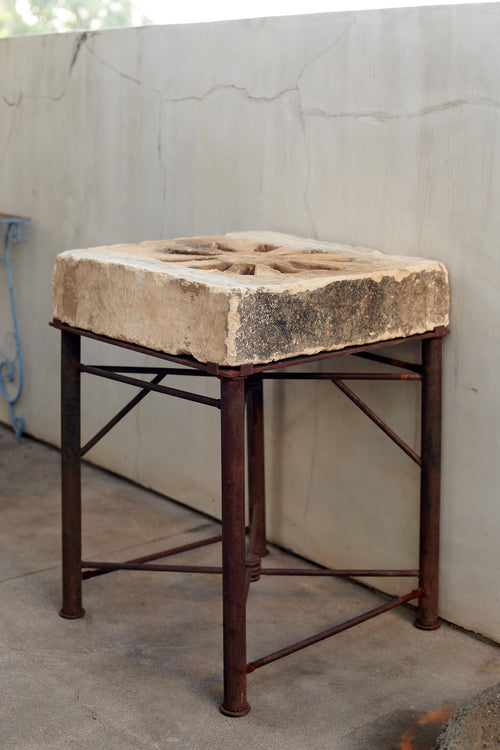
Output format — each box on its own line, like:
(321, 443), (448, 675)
(83, 533), (223, 579)
(246, 328), (449, 375)
(83, 561), (223, 574)
(90, 366), (215, 377)
(262, 372), (420, 381)
(353, 351), (422, 374)
(260, 568), (419, 577)
(79, 364), (221, 408)
(51, 319), (214, 374)
(332, 379), (422, 466)
(246, 587), (423, 673)
(51, 319), (449, 379)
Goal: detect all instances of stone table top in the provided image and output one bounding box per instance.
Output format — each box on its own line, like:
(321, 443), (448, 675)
(52, 231), (449, 366)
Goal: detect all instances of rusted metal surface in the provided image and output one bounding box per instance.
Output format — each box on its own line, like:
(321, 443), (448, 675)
(90, 365), (215, 376)
(220, 377), (250, 717)
(246, 588), (423, 673)
(82, 533), (223, 579)
(83, 561), (223, 574)
(415, 336), (443, 630)
(59, 331), (85, 619)
(262, 372), (422, 380)
(260, 568), (419, 577)
(263, 372), (421, 380)
(240, 327), (449, 376)
(51, 319), (216, 374)
(80, 371), (167, 457)
(51, 318), (449, 379)
(79, 364), (220, 408)
(55, 319), (447, 715)
(245, 554), (261, 584)
(332, 378), (423, 466)
(353, 350), (423, 373)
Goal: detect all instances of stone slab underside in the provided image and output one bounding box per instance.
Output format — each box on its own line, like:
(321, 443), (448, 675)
(52, 231), (449, 366)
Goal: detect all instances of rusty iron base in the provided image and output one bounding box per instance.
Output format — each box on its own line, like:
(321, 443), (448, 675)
(53, 319), (448, 716)
(59, 607), (85, 619)
(219, 702), (252, 718)
(414, 619), (442, 631)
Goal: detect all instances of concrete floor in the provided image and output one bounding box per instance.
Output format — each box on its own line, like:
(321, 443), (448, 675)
(1, 424), (499, 750)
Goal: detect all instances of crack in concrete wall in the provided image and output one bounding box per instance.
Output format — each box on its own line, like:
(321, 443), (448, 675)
(304, 96), (500, 122)
(69, 30), (97, 74)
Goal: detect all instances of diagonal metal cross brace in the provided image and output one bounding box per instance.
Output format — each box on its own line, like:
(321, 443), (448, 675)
(79, 371), (167, 457)
(332, 378), (422, 466)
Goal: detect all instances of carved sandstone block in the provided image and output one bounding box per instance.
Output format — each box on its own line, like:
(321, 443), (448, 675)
(52, 231), (449, 366)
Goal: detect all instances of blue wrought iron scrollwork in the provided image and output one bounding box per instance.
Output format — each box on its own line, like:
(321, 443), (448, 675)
(0, 214), (30, 437)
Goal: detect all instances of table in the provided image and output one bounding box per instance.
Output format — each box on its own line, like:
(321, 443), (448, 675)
(52, 232), (450, 716)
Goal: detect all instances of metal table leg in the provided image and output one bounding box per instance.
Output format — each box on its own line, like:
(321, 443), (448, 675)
(60, 330), (85, 619)
(220, 377), (250, 716)
(415, 334), (443, 630)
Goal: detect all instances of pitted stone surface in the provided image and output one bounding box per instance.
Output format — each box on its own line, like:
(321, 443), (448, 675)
(52, 231), (449, 366)
(435, 684), (500, 749)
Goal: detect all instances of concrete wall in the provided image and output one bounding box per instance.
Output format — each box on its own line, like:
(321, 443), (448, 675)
(1, 4), (499, 640)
